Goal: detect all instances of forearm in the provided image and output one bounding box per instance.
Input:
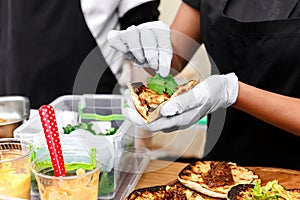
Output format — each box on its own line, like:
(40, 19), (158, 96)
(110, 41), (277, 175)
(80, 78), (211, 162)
(232, 82), (300, 136)
(170, 2), (202, 73)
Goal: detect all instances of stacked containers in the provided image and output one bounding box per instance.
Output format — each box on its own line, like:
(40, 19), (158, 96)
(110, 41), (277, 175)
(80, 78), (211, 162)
(14, 94), (150, 199)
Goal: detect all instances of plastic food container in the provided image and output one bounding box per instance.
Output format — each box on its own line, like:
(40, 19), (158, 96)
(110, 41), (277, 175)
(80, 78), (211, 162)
(0, 138), (33, 199)
(31, 147), (102, 200)
(14, 95), (150, 199)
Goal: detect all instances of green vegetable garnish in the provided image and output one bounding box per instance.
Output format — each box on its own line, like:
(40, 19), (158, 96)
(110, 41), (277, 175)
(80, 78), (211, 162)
(98, 127), (117, 136)
(63, 122), (117, 136)
(249, 180), (290, 200)
(147, 73), (178, 96)
(63, 122), (96, 135)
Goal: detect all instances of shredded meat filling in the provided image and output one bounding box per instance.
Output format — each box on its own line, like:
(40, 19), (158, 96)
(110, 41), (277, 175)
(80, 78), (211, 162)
(202, 161), (234, 188)
(164, 186), (188, 200)
(135, 85), (170, 114)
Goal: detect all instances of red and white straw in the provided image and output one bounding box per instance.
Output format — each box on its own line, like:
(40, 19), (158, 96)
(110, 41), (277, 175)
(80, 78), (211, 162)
(39, 105), (66, 177)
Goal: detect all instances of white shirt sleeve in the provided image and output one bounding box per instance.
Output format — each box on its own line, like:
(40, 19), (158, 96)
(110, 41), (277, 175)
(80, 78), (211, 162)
(80, 0), (156, 85)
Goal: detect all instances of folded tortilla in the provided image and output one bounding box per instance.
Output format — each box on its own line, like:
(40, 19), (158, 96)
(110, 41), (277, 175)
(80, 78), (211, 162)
(127, 80), (198, 123)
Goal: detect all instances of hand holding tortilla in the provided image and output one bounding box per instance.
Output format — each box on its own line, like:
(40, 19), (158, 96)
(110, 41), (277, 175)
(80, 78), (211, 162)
(107, 21), (172, 77)
(123, 73), (238, 132)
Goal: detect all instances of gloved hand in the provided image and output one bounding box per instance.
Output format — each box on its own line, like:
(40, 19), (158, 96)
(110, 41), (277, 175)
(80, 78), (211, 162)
(122, 73), (239, 132)
(107, 21), (172, 77)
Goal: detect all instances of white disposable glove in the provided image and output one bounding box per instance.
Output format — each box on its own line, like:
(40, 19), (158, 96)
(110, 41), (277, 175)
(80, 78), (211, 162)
(122, 73), (239, 132)
(107, 21), (172, 77)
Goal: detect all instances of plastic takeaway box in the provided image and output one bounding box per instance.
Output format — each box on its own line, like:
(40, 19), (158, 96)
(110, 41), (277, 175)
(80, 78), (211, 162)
(14, 94), (150, 200)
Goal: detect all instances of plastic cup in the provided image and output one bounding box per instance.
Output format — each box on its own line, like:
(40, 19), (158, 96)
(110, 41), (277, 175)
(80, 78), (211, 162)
(31, 151), (101, 200)
(0, 138), (33, 199)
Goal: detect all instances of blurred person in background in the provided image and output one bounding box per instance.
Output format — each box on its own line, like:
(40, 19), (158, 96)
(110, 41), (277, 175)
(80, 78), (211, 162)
(0, 0), (160, 109)
(108, 0), (300, 170)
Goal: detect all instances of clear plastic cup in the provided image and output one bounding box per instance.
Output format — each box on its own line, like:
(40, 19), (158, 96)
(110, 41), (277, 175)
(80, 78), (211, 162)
(31, 150), (101, 200)
(0, 138), (33, 199)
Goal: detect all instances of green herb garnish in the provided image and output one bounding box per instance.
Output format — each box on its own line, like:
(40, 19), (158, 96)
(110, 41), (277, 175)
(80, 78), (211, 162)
(147, 73), (178, 96)
(249, 180), (289, 199)
(63, 122), (117, 136)
(98, 127), (117, 136)
(63, 122), (96, 135)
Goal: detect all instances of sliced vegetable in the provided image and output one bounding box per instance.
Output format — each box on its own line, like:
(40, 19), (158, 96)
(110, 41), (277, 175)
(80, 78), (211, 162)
(249, 180), (292, 200)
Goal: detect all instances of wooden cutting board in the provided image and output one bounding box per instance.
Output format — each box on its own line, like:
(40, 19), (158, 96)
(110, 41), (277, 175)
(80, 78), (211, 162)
(247, 166), (300, 189)
(198, 167), (300, 200)
(134, 160), (300, 199)
(136, 160), (300, 189)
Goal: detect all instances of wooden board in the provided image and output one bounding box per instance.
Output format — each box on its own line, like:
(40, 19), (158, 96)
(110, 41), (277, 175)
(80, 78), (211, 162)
(134, 160), (300, 199)
(247, 166), (300, 189)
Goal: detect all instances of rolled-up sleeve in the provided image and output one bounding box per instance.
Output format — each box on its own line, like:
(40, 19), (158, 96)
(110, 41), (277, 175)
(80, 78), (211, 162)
(182, 0), (200, 10)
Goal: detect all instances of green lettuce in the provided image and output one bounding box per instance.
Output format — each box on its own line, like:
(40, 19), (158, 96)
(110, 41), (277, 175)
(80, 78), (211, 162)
(147, 73), (178, 96)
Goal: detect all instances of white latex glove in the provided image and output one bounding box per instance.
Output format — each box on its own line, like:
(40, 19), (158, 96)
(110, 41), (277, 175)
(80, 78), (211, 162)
(107, 21), (172, 77)
(122, 73), (239, 132)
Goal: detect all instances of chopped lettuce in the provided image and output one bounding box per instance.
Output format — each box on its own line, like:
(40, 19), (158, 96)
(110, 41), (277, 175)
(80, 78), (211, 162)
(147, 73), (178, 96)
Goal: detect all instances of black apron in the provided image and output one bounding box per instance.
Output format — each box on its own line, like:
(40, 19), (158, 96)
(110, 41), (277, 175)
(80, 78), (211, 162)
(201, 0), (300, 169)
(0, 0), (119, 109)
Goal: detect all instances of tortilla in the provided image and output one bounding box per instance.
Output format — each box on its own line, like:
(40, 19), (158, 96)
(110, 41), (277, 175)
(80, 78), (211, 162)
(178, 161), (260, 199)
(125, 181), (207, 200)
(127, 80), (198, 123)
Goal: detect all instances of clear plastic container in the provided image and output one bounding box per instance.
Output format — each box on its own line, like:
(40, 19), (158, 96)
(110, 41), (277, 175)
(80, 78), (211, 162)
(31, 149), (101, 200)
(14, 95), (150, 199)
(0, 138), (33, 199)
